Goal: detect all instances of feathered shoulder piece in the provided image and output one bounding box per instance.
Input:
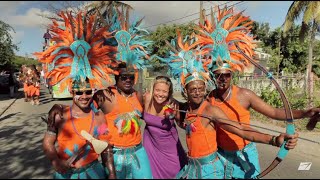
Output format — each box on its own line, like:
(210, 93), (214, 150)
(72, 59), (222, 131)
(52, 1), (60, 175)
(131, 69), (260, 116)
(158, 31), (212, 89)
(194, 6), (256, 72)
(106, 6), (153, 84)
(34, 11), (118, 91)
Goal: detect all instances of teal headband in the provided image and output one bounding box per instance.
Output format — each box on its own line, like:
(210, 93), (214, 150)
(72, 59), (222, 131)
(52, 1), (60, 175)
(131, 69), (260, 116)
(212, 62), (233, 72)
(72, 80), (92, 91)
(184, 72), (207, 87)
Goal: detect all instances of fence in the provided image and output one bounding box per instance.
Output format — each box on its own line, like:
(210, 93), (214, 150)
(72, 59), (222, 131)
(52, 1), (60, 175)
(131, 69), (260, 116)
(141, 74), (307, 96)
(236, 75), (306, 95)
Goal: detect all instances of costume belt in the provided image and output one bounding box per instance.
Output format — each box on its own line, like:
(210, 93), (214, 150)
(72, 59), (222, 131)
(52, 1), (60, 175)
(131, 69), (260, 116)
(180, 152), (218, 179)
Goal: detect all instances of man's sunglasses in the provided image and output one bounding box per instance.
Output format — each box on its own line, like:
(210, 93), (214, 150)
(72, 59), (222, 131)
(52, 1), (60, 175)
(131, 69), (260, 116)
(120, 75), (135, 81)
(214, 73), (231, 79)
(74, 90), (93, 96)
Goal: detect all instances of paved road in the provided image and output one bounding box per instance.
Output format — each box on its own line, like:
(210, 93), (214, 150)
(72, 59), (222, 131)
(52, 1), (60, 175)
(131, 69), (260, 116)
(0, 86), (320, 179)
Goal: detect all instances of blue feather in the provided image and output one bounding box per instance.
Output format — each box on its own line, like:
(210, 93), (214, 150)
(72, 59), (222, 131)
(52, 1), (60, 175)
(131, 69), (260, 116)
(69, 40), (94, 81)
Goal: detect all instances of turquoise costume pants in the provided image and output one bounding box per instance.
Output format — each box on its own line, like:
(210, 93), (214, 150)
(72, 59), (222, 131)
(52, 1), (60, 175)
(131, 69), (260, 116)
(113, 143), (153, 179)
(218, 142), (260, 179)
(53, 160), (107, 179)
(176, 152), (224, 179)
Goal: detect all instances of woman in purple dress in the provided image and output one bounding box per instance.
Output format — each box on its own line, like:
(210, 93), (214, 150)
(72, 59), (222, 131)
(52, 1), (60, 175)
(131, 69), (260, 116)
(142, 75), (188, 179)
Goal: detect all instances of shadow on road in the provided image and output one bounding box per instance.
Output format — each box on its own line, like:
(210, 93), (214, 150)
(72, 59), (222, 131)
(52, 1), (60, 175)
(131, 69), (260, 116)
(0, 114), (52, 178)
(0, 112), (21, 122)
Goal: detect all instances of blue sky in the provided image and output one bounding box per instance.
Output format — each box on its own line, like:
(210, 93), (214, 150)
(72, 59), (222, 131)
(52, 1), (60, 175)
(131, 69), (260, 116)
(0, 1), (293, 58)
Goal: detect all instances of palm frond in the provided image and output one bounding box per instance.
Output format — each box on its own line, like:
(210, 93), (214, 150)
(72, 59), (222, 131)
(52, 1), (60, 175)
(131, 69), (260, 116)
(302, 2), (319, 24)
(314, 3), (320, 24)
(283, 1), (308, 33)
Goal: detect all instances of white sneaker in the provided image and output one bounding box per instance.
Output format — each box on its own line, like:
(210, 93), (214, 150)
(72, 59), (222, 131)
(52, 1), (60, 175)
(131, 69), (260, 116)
(30, 101), (34, 105)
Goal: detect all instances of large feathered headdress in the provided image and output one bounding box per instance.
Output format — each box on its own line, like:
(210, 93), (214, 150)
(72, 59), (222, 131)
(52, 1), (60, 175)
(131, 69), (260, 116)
(194, 6), (256, 73)
(34, 11), (118, 91)
(105, 6), (153, 84)
(158, 31), (213, 90)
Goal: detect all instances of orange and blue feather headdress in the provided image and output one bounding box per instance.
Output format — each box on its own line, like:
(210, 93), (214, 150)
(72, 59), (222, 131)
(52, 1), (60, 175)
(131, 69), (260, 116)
(193, 6), (256, 74)
(34, 11), (118, 91)
(106, 6), (153, 84)
(158, 31), (213, 90)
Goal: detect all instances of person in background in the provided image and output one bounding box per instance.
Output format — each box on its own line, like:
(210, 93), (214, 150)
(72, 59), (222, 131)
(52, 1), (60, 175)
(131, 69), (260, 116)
(8, 70), (15, 98)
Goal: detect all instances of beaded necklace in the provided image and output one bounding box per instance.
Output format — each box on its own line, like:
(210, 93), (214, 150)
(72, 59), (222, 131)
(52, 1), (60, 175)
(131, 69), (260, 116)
(70, 106), (94, 140)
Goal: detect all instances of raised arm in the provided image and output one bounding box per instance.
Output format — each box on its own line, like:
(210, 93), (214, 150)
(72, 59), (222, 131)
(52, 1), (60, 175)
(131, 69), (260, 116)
(209, 105), (298, 149)
(172, 98), (187, 129)
(241, 88), (319, 120)
(93, 88), (114, 114)
(48, 104), (66, 126)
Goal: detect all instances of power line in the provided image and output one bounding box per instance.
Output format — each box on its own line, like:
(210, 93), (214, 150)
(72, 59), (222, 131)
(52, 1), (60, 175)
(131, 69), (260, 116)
(142, 1), (234, 29)
(204, 1), (222, 6)
(181, 1), (245, 25)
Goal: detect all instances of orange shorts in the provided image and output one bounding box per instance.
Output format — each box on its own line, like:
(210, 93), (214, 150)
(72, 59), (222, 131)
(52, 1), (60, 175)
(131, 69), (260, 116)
(23, 83), (29, 93)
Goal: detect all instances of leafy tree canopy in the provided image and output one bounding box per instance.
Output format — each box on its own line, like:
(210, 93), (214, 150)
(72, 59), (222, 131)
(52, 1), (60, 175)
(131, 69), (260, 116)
(0, 20), (18, 70)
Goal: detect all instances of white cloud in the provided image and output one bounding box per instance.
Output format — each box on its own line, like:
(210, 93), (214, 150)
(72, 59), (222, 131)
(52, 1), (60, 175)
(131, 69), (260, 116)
(9, 8), (52, 28)
(122, 1), (204, 30)
(9, 30), (24, 44)
(121, 1), (263, 30)
(0, 1), (25, 15)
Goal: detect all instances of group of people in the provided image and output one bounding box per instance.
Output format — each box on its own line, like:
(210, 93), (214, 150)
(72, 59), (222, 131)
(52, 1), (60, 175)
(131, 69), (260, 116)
(35, 5), (320, 180)
(18, 64), (41, 105)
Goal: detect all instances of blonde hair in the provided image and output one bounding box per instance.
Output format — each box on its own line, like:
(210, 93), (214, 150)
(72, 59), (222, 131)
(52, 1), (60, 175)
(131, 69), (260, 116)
(147, 76), (173, 112)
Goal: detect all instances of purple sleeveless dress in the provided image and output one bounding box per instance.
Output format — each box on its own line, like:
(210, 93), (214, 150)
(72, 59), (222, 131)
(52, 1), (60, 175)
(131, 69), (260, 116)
(143, 112), (188, 179)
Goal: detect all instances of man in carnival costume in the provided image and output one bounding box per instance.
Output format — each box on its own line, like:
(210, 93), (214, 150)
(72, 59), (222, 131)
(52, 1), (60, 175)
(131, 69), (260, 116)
(35, 11), (117, 179)
(47, 6), (154, 179)
(193, 6), (319, 179)
(160, 31), (299, 179)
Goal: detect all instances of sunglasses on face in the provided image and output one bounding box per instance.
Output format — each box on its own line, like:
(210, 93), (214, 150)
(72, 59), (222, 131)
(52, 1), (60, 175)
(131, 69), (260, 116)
(74, 90), (93, 96)
(188, 87), (206, 94)
(214, 73), (231, 79)
(120, 75), (135, 81)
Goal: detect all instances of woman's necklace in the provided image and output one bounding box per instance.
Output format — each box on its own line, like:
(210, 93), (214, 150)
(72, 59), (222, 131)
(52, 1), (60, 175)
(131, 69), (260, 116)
(70, 107), (94, 140)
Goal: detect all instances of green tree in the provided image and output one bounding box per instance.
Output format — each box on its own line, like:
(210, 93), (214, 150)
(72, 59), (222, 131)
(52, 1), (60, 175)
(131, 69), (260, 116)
(251, 22), (308, 75)
(283, 1), (320, 107)
(146, 23), (197, 71)
(11, 55), (39, 71)
(251, 21), (271, 42)
(0, 20), (18, 70)
(313, 40), (320, 76)
(280, 25), (308, 73)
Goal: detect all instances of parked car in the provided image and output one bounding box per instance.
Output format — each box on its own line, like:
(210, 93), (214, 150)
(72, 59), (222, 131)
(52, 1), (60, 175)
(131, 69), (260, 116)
(0, 74), (20, 94)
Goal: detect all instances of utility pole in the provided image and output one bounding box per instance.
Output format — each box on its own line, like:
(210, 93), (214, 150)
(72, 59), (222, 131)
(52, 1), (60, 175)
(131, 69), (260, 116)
(200, 1), (204, 26)
(278, 36), (281, 78)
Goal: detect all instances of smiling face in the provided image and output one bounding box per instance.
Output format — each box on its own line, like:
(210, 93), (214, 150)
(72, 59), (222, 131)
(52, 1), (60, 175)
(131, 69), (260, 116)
(153, 82), (170, 105)
(72, 89), (94, 110)
(185, 80), (206, 105)
(213, 69), (232, 91)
